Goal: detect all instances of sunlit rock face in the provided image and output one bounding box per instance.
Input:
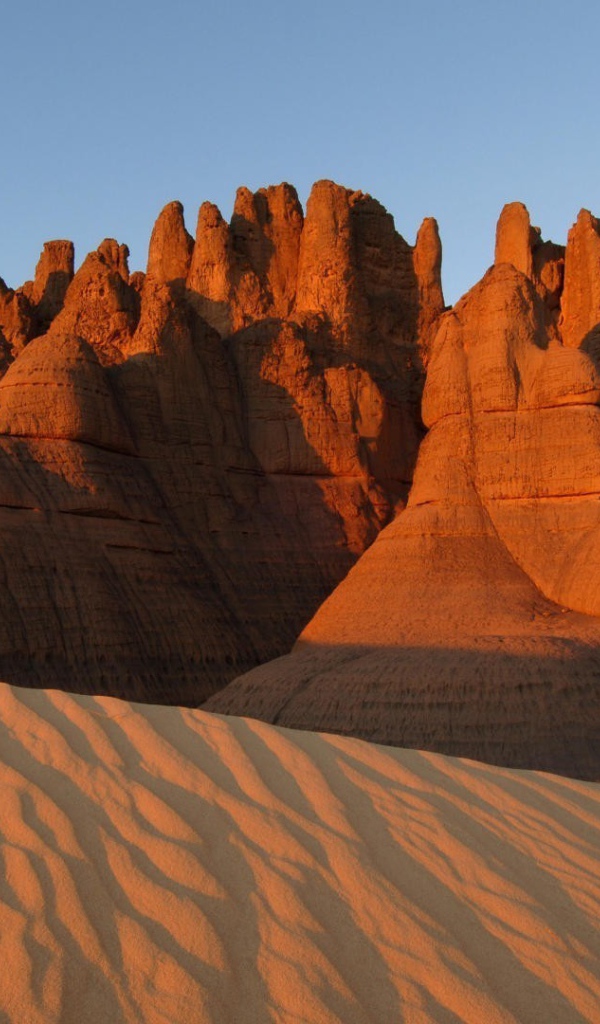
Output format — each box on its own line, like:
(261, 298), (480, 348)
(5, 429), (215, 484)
(205, 203), (600, 781)
(0, 181), (443, 703)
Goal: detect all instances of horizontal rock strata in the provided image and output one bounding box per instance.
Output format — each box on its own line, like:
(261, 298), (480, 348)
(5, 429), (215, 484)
(205, 204), (600, 779)
(0, 182), (442, 702)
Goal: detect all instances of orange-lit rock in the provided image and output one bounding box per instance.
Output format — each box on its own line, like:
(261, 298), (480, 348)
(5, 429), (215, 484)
(495, 201), (564, 309)
(30, 239), (74, 328)
(0, 181), (442, 702)
(146, 200), (194, 286)
(206, 215), (600, 780)
(495, 201), (536, 277)
(229, 183), (303, 323)
(0, 333), (135, 451)
(9, 184), (600, 762)
(559, 208), (600, 347)
(414, 216), (445, 356)
(0, 279), (33, 365)
(187, 201), (234, 333)
(48, 241), (140, 362)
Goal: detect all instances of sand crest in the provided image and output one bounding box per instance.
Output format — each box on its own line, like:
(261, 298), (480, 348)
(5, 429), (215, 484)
(0, 682), (598, 1023)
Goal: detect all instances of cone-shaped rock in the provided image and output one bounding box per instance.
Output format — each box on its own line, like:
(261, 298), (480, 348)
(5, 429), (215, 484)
(147, 201), (193, 285)
(0, 333), (135, 452)
(205, 261), (600, 780)
(413, 216), (444, 357)
(187, 202), (233, 334)
(495, 202), (535, 277)
(495, 203), (565, 311)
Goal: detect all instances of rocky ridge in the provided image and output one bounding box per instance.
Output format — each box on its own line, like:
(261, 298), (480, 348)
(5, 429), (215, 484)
(205, 201), (600, 780)
(0, 181), (442, 702)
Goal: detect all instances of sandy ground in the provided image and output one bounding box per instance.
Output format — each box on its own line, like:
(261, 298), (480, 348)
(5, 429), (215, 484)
(0, 683), (598, 1023)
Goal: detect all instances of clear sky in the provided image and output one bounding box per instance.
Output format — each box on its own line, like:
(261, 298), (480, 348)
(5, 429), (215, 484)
(1, 0), (598, 304)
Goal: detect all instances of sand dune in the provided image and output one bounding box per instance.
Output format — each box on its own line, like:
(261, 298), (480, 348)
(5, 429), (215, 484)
(0, 683), (598, 1023)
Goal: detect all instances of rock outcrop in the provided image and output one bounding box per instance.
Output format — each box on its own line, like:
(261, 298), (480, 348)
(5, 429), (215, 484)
(0, 181), (442, 702)
(560, 208), (600, 348)
(147, 201), (194, 286)
(205, 203), (600, 780)
(495, 201), (565, 309)
(28, 239), (75, 328)
(3, 186), (600, 776)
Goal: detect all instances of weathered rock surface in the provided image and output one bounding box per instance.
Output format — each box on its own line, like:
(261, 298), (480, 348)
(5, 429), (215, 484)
(0, 279), (34, 367)
(495, 201), (565, 309)
(205, 205), (600, 780)
(146, 201), (193, 286)
(29, 239), (75, 329)
(0, 181), (441, 702)
(560, 208), (600, 348)
(3, 188), (600, 771)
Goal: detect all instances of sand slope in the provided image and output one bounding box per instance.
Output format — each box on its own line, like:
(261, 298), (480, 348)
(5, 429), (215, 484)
(0, 684), (598, 1023)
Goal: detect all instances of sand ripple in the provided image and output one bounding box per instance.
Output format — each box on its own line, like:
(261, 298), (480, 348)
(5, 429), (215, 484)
(0, 683), (598, 1022)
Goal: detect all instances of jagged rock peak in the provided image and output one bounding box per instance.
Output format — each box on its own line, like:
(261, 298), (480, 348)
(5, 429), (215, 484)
(147, 200), (194, 285)
(206, 249), (600, 778)
(494, 201), (565, 311)
(259, 181), (303, 220)
(47, 239), (140, 362)
(30, 240), (74, 326)
(97, 238), (130, 281)
(187, 201), (233, 334)
(413, 216), (445, 352)
(560, 208), (600, 348)
(495, 202), (538, 277)
(232, 185), (268, 227)
(295, 180), (376, 322)
(415, 216), (442, 267)
(187, 183), (306, 332)
(231, 183), (303, 285)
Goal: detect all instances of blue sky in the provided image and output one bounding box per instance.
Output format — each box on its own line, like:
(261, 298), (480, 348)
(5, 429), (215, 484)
(1, 0), (598, 304)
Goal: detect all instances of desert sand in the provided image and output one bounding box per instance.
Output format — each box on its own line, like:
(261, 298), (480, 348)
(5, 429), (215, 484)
(0, 681), (598, 1023)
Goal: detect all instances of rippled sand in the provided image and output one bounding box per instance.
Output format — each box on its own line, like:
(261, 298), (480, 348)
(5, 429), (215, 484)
(0, 683), (598, 1023)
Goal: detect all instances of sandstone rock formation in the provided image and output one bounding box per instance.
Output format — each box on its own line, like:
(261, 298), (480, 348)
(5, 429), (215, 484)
(0, 182), (442, 702)
(495, 201), (564, 309)
(28, 239), (75, 328)
(3, 187), (600, 776)
(0, 278), (34, 367)
(560, 208), (600, 347)
(205, 202), (600, 780)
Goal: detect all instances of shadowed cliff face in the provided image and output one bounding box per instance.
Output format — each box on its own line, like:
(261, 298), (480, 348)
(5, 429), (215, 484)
(3, 185), (600, 773)
(0, 181), (444, 702)
(205, 202), (600, 779)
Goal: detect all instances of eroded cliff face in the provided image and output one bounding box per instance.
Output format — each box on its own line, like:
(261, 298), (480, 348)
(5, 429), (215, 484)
(0, 181), (443, 701)
(205, 202), (600, 780)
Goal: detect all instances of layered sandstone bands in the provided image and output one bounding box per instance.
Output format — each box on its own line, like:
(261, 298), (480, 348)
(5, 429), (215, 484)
(2, 186), (600, 777)
(206, 201), (600, 780)
(0, 181), (442, 702)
